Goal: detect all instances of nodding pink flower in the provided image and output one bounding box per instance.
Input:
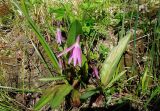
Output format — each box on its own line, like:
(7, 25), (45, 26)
(92, 66), (100, 79)
(58, 36), (82, 67)
(56, 28), (63, 44)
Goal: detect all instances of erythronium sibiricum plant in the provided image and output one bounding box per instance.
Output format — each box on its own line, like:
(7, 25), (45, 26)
(56, 28), (63, 44)
(58, 35), (82, 67)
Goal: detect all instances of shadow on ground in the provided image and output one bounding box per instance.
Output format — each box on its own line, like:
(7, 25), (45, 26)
(80, 100), (160, 111)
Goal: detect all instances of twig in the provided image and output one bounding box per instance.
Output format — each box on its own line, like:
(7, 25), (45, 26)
(129, 33), (150, 44)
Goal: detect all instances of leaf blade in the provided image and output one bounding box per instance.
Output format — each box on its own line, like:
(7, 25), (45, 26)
(34, 86), (59, 111)
(50, 84), (73, 108)
(80, 88), (100, 100)
(67, 20), (82, 46)
(100, 32), (132, 87)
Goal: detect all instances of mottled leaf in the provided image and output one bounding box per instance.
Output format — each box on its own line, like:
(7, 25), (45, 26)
(100, 32), (132, 87)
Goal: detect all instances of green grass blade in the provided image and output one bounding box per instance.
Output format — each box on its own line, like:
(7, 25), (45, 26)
(20, 0), (61, 73)
(132, 2), (139, 71)
(11, 0), (22, 15)
(107, 70), (126, 88)
(29, 38), (53, 76)
(100, 32), (132, 87)
(0, 86), (41, 93)
(39, 76), (66, 82)
(145, 86), (160, 108)
(0, 103), (19, 111)
(141, 67), (149, 92)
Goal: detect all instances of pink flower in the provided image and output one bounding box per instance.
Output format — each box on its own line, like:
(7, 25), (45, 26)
(56, 28), (63, 44)
(92, 66), (100, 79)
(58, 36), (82, 67)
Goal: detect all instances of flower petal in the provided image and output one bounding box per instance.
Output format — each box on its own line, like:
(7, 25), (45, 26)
(77, 48), (82, 66)
(68, 52), (73, 64)
(56, 28), (62, 44)
(57, 44), (75, 57)
(57, 35), (82, 67)
(73, 47), (78, 66)
(92, 67), (100, 79)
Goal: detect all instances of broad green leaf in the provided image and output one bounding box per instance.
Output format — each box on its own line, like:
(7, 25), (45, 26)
(50, 84), (73, 108)
(20, 0), (61, 73)
(80, 88), (100, 100)
(67, 20), (82, 46)
(100, 32), (132, 87)
(34, 86), (59, 111)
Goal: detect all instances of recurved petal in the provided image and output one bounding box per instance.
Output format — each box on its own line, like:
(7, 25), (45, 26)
(57, 44), (75, 57)
(77, 48), (82, 67)
(73, 49), (78, 66)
